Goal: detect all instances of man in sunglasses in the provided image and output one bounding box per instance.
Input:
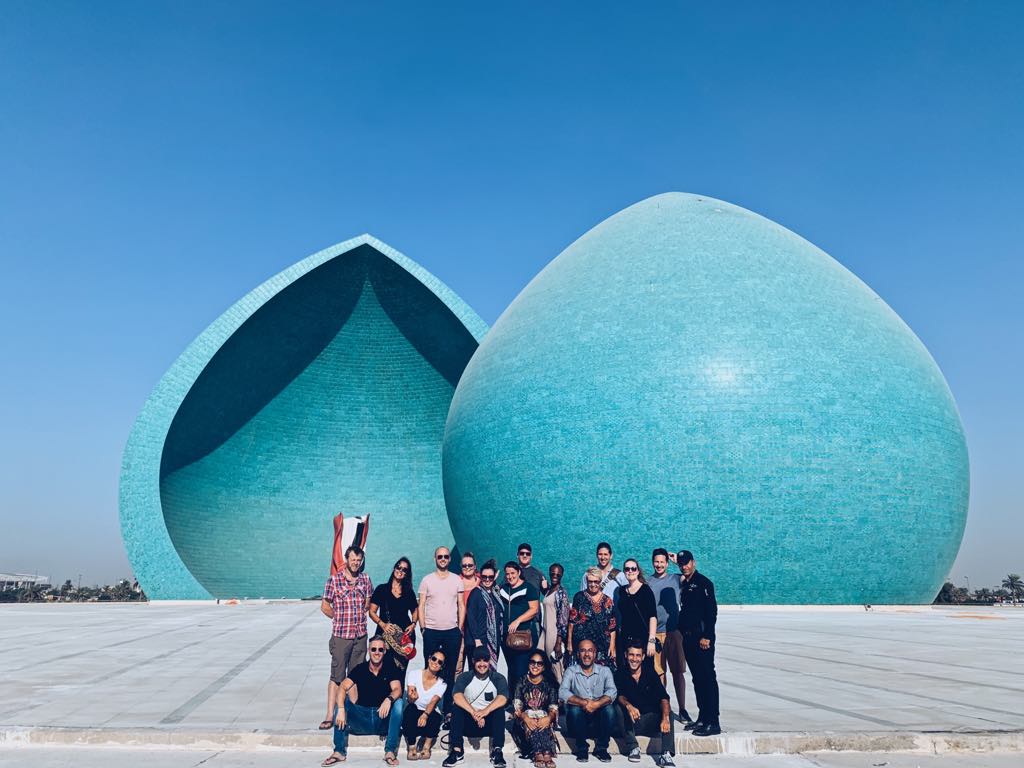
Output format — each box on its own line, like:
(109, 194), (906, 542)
(442, 646), (509, 768)
(516, 542), (548, 592)
(322, 638), (405, 767)
(675, 550), (720, 737)
(419, 546), (465, 719)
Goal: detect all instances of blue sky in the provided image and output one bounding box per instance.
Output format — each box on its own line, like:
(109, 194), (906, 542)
(1, 1), (1020, 590)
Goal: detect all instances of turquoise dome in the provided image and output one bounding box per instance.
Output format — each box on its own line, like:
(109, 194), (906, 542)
(442, 193), (969, 604)
(120, 236), (486, 599)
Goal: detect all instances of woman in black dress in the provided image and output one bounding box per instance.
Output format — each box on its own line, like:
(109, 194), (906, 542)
(369, 556), (419, 682)
(613, 558), (657, 671)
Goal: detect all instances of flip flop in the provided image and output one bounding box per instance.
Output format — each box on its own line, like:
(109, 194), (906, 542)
(384, 753), (400, 766)
(318, 719), (333, 730)
(322, 755), (346, 766)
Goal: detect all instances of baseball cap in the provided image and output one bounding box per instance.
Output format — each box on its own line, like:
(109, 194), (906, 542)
(677, 550), (694, 564)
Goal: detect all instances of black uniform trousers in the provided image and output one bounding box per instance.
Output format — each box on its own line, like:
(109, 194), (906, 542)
(682, 632), (719, 724)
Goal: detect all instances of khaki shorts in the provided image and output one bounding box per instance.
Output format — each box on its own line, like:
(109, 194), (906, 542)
(329, 634), (367, 684)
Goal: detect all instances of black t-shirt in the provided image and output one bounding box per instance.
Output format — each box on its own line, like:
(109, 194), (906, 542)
(348, 661), (401, 707)
(616, 583), (656, 641)
(499, 580), (541, 632)
(371, 583), (418, 630)
(615, 664), (669, 715)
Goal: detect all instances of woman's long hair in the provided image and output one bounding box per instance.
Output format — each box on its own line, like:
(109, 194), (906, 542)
(526, 649), (558, 688)
(389, 556), (414, 602)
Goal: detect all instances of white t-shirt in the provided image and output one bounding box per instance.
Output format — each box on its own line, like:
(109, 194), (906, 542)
(405, 668), (447, 712)
(462, 674), (499, 711)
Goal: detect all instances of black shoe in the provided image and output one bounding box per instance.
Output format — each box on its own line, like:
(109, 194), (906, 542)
(575, 751), (589, 763)
(491, 748), (506, 768)
(692, 722), (721, 737)
(442, 750), (464, 767)
(683, 720), (702, 731)
(678, 709), (693, 724)
(593, 749), (612, 763)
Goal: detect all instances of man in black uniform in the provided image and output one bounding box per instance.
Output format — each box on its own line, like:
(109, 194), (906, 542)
(677, 550), (720, 736)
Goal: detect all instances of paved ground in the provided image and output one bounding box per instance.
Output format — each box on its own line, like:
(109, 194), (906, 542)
(1, 603), (1022, 757)
(1, 748), (1022, 768)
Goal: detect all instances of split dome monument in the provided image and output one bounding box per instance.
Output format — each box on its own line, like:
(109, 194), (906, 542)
(119, 193), (969, 604)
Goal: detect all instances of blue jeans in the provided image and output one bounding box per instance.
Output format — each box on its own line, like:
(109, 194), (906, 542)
(333, 697), (406, 755)
(565, 703), (616, 752)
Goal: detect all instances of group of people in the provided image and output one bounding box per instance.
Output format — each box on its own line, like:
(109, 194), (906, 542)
(318, 541), (720, 768)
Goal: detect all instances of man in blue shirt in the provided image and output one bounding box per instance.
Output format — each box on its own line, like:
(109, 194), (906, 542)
(558, 639), (617, 762)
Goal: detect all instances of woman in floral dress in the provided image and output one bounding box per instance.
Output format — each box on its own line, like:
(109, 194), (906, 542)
(512, 651), (560, 768)
(567, 566), (617, 668)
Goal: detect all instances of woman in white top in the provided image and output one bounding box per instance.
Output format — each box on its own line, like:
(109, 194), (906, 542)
(402, 648), (448, 760)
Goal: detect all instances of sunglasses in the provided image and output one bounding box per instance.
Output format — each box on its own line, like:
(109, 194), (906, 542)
(394, 565), (409, 573)
(429, 655), (445, 664)
(623, 566), (639, 572)
(461, 563), (475, 569)
(518, 551), (531, 556)
(369, 647), (386, 653)
(528, 659), (544, 666)
(436, 554), (450, 561)
(480, 574), (495, 580)
(586, 580), (601, 585)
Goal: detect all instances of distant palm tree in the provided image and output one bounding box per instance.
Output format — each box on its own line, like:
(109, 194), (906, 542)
(1002, 574), (1024, 600)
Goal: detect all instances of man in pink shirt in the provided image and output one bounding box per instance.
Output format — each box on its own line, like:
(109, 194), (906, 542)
(419, 545), (465, 720)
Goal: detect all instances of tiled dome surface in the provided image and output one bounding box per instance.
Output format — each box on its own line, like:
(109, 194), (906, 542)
(120, 237), (486, 599)
(442, 193), (969, 604)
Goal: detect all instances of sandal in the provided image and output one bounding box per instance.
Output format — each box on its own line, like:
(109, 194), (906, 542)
(322, 755), (346, 766)
(384, 753), (400, 766)
(408, 747), (419, 761)
(318, 719), (333, 730)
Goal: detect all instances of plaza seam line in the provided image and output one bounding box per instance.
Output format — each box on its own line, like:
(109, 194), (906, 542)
(736, 634), (1024, 679)
(719, 642), (1024, 695)
(720, 681), (900, 727)
(753, 623), (992, 653)
(85, 628), (242, 687)
(159, 612), (312, 725)
(722, 655), (1024, 724)
(6, 619), (212, 673)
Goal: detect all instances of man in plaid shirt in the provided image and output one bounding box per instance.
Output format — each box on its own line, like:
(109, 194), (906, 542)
(320, 545), (373, 731)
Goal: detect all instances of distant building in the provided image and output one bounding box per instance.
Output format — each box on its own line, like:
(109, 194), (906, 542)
(0, 573), (51, 591)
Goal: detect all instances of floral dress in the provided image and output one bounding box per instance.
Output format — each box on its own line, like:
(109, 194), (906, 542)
(568, 590), (617, 668)
(513, 677), (559, 758)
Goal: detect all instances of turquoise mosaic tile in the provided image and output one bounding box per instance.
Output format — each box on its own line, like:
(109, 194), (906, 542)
(442, 193), (968, 604)
(119, 237), (487, 599)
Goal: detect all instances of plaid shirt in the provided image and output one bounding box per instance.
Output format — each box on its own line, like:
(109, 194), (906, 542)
(323, 571), (373, 638)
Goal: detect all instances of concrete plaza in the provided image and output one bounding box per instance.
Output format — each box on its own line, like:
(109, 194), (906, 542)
(1, 602), (1022, 759)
